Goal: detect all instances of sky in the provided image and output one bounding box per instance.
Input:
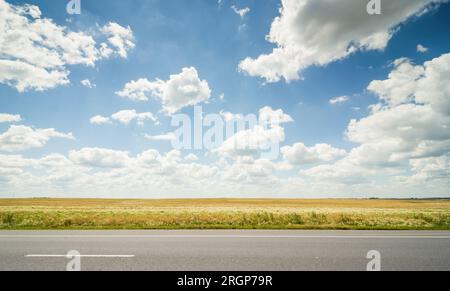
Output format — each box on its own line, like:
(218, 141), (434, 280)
(0, 0), (450, 198)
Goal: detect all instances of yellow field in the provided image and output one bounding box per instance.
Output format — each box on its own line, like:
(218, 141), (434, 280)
(0, 198), (449, 230)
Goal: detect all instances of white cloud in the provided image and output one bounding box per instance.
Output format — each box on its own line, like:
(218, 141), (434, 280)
(38, 153), (72, 168)
(222, 157), (275, 183)
(81, 79), (95, 88)
(259, 106), (294, 125)
(220, 111), (243, 122)
(0, 132), (447, 197)
(367, 58), (424, 106)
(111, 110), (157, 125)
(100, 22), (135, 58)
(329, 96), (349, 105)
(0, 125), (74, 152)
(408, 156), (450, 181)
(0, 0), (134, 92)
(0, 60), (69, 92)
(116, 67), (211, 115)
(89, 115), (111, 125)
(137, 149), (161, 165)
(300, 159), (372, 185)
(0, 153), (34, 168)
(231, 5), (250, 18)
(145, 132), (176, 141)
(215, 125), (285, 158)
(0, 113), (21, 123)
(69, 148), (130, 168)
(282, 143), (347, 165)
(367, 52), (450, 114)
(349, 54), (450, 165)
(417, 44), (429, 53)
(239, 0), (446, 83)
(302, 52), (450, 186)
(215, 107), (293, 159)
(115, 78), (155, 102)
(90, 110), (158, 126)
(0, 167), (23, 180)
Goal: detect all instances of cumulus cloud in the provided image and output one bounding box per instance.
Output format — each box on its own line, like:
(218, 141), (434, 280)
(221, 157), (276, 183)
(259, 106), (294, 125)
(111, 110), (157, 125)
(376, 56), (446, 101)
(0, 113), (21, 123)
(0, 60), (69, 92)
(408, 156), (450, 181)
(281, 143), (347, 165)
(303, 52), (450, 185)
(0, 153), (34, 168)
(90, 110), (157, 126)
(116, 67), (211, 115)
(2, 148), (221, 195)
(80, 79), (95, 88)
(300, 159), (372, 185)
(367, 58), (424, 106)
(0, 0), (134, 92)
(354, 53), (450, 164)
(100, 22), (135, 58)
(0, 132), (447, 197)
(38, 153), (72, 168)
(239, 0), (446, 83)
(215, 107), (293, 159)
(115, 78), (154, 102)
(216, 125), (285, 158)
(69, 148), (130, 168)
(0, 125), (74, 152)
(89, 115), (111, 125)
(417, 44), (429, 53)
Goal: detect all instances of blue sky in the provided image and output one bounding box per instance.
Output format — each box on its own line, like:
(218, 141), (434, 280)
(1, 0), (450, 198)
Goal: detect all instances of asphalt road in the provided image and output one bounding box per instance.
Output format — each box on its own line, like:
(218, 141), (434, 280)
(0, 230), (449, 271)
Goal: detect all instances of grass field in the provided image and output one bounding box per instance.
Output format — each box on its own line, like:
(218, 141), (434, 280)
(0, 198), (450, 230)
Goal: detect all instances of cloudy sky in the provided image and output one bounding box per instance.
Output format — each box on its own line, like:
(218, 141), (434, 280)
(0, 0), (449, 198)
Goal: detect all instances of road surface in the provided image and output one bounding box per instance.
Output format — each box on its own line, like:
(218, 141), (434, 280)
(0, 230), (449, 271)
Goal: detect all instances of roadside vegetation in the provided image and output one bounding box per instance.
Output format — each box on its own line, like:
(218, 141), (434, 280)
(1, 199), (449, 230)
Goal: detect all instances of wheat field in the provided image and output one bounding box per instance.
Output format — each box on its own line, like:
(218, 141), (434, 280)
(0, 198), (449, 230)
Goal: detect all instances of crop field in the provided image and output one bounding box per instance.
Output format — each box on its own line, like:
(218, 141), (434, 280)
(0, 198), (449, 230)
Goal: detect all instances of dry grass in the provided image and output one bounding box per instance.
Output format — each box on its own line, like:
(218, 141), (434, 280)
(0, 198), (449, 230)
